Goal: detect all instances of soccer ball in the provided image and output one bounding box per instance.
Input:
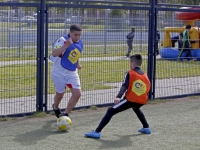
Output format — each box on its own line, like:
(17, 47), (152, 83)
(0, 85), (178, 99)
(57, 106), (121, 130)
(57, 116), (72, 131)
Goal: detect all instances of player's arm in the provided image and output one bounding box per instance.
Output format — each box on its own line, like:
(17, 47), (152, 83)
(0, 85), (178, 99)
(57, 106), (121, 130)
(127, 33), (134, 39)
(77, 59), (82, 70)
(126, 33), (132, 39)
(52, 45), (68, 57)
(186, 31), (191, 46)
(114, 72), (129, 104)
(131, 33), (135, 39)
(116, 72), (129, 99)
(52, 37), (73, 57)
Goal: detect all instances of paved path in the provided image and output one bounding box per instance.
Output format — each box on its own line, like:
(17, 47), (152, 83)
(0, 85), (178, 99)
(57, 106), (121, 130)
(0, 56), (125, 66)
(0, 55), (161, 67)
(8, 31), (154, 43)
(0, 43), (148, 49)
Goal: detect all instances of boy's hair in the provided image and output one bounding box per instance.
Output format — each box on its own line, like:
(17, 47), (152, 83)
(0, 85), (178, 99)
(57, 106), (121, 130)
(130, 54), (142, 66)
(186, 24), (191, 29)
(70, 24), (82, 32)
(131, 28), (135, 31)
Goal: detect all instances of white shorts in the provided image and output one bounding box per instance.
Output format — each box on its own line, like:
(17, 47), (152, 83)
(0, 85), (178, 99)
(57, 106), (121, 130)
(51, 73), (81, 93)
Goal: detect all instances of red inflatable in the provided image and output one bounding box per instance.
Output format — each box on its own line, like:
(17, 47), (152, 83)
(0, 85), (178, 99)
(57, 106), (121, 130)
(175, 7), (200, 21)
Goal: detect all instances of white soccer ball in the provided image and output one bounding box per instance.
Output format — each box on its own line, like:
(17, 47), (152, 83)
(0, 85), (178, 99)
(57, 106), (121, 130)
(57, 116), (72, 131)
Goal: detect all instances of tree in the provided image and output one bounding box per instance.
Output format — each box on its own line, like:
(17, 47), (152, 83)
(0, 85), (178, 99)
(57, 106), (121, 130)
(178, 0), (199, 5)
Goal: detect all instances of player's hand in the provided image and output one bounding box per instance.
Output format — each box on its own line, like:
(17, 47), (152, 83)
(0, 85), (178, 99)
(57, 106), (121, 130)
(64, 37), (73, 48)
(114, 98), (121, 104)
(77, 64), (82, 70)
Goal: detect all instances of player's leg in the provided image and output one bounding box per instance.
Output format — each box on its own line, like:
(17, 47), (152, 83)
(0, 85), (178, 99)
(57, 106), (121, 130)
(126, 41), (130, 57)
(132, 105), (151, 134)
(54, 92), (65, 109)
(184, 42), (191, 59)
(128, 41), (133, 54)
(126, 41), (133, 57)
(63, 88), (81, 115)
(178, 42), (185, 60)
(51, 75), (66, 118)
(85, 99), (132, 139)
(129, 41), (133, 51)
(186, 42), (192, 58)
(188, 49), (192, 58)
(60, 72), (81, 116)
(155, 42), (159, 55)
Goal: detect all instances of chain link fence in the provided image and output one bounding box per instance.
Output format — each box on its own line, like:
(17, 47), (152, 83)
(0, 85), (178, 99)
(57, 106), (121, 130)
(0, 0), (200, 117)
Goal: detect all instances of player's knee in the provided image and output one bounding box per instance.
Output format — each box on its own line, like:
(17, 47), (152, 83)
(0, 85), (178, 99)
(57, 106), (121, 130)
(55, 92), (64, 99)
(77, 92), (81, 99)
(133, 108), (142, 114)
(106, 107), (115, 115)
(72, 91), (81, 99)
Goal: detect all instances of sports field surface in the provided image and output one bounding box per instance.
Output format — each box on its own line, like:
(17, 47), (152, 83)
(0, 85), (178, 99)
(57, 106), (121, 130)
(0, 97), (199, 150)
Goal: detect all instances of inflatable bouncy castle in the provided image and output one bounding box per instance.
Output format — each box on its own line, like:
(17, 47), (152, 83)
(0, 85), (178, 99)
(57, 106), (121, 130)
(160, 7), (200, 61)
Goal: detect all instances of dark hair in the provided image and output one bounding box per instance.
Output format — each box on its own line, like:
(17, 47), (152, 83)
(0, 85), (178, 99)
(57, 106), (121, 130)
(130, 54), (142, 66)
(186, 24), (191, 29)
(179, 33), (183, 37)
(131, 28), (135, 31)
(70, 24), (82, 32)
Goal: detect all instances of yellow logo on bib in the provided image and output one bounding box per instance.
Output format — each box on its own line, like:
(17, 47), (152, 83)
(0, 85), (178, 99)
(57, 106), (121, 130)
(68, 48), (81, 64)
(132, 79), (146, 96)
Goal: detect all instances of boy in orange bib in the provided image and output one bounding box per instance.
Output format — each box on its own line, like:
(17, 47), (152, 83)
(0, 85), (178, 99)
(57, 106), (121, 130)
(85, 54), (151, 139)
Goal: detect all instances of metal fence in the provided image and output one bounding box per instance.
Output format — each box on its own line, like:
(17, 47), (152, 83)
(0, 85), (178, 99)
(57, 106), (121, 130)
(0, 2), (41, 116)
(45, 2), (151, 114)
(0, 0), (200, 117)
(155, 4), (200, 98)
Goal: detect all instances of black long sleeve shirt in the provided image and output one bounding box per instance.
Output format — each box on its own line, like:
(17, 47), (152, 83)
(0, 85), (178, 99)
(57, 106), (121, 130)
(126, 32), (135, 41)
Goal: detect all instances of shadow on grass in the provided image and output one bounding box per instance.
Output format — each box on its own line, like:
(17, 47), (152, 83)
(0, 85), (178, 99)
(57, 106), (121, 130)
(86, 133), (145, 149)
(13, 120), (68, 146)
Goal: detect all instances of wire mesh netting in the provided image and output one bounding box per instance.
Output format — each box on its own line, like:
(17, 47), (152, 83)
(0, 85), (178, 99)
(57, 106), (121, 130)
(0, 6), (38, 116)
(46, 6), (150, 111)
(156, 8), (200, 97)
(0, 1), (200, 117)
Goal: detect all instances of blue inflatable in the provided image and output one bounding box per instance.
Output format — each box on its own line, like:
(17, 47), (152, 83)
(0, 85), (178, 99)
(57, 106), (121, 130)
(160, 47), (200, 61)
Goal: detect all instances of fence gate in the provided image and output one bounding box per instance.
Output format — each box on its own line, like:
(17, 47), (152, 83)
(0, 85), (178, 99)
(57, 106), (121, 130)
(44, 2), (152, 112)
